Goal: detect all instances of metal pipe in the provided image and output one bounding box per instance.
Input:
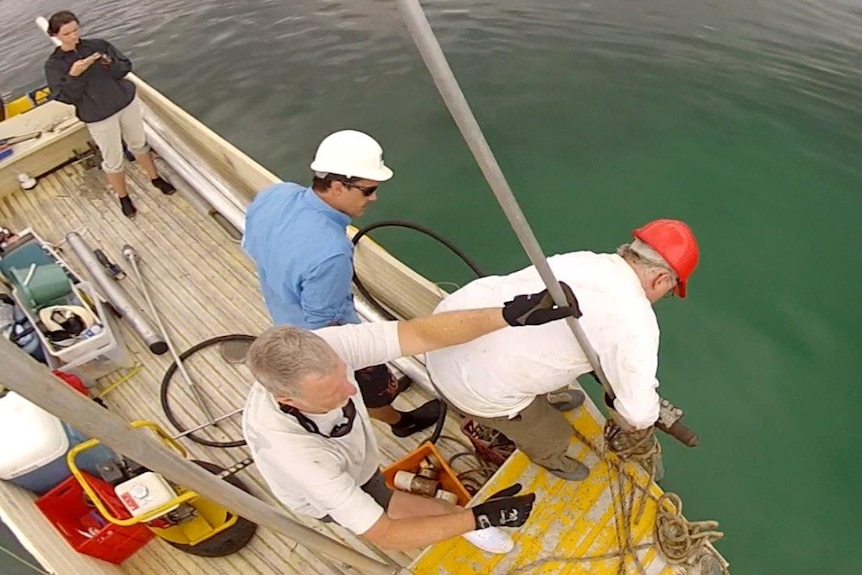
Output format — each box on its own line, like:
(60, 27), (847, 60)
(0, 339), (398, 575)
(141, 123), (246, 234)
(141, 109), (247, 216)
(122, 244), (218, 428)
(393, 0), (614, 396)
(392, 2), (701, 449)
(65, 232), (168, 355)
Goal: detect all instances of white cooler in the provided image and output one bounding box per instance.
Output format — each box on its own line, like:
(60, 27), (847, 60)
(0, 392), (118, 494)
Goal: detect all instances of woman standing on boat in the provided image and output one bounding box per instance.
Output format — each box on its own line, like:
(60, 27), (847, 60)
(43, 10), (175, 218)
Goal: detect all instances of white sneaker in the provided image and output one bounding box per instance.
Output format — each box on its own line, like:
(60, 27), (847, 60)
(462, 527), (515, 553)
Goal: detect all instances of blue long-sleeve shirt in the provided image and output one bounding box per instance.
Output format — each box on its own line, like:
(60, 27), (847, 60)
(243, 183), (361, 329)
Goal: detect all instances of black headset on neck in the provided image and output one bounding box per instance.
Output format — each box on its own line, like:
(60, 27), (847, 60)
(279, 399), (357, 438)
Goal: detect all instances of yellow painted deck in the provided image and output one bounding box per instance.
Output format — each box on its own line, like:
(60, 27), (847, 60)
(410, 407), (686, 575)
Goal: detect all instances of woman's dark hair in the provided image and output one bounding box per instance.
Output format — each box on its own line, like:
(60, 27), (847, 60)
(47, 11), (79, 36)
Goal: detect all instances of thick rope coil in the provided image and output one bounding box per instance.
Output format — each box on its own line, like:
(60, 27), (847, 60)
(656, 492), (729, 573)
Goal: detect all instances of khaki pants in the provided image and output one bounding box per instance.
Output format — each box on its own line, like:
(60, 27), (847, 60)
(86, 97), (149, 174)
(471, 397), (575, 471)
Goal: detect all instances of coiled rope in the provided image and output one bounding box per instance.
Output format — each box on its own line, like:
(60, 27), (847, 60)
(509, 424), (728, 575)
(655, 492), (726, 568)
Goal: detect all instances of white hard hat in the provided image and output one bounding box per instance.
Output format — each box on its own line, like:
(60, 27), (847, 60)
(309, 130), (393, 182)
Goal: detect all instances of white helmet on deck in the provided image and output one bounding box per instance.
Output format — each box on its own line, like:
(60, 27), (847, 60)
(309, 130), (393, 182)
(39, 305), (98, 347)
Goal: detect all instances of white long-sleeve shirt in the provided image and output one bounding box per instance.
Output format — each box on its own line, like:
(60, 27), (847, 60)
(242, 321), (402, 534)
(425, 252), (662, 429)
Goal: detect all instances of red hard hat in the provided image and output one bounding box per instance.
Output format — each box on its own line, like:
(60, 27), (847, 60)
(632, 219), (699, 298)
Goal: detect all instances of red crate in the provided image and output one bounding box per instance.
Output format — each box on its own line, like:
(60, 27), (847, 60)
(52, 370), (89, 396)
(460, 419), (516, 467)
(35, 471), (154, 564)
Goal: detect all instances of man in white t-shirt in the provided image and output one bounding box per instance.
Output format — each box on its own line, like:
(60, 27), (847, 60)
(425, 219), (700, 481)
(242, 284), (578, 553)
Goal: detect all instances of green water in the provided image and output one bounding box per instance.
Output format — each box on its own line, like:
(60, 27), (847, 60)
(3, 1), (861, 573)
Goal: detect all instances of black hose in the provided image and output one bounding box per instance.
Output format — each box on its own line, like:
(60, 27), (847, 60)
(160, 334), (256, 448)
(351, 220), (485, 320)
(163, 222), (485, 449)
(426, 399), (448, 445)
(352, 220), (485, 445)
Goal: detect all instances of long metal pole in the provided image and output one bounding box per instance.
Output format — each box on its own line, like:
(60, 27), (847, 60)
(122, 244), (218, 427)
(0, 340), (398, 575)
(392, 0), (613, 392)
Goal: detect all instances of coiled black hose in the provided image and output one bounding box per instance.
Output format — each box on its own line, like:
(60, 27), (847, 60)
(352, 220), (485, 444)
(160, 334), (255, 448)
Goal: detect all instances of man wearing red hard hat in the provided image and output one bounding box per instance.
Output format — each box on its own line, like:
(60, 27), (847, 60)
(630, 219), (699, 300)
(425, 219), (699, 481)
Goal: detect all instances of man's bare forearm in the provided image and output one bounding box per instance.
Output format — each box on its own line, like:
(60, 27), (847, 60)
(362, 508), (476, 551)
(397, 308), (506, 357)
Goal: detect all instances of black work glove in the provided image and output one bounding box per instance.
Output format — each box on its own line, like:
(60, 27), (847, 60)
(471, 483), (536, 529)
(502, 281), (582, 327)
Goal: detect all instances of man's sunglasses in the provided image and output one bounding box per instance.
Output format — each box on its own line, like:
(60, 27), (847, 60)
(345, 182), (378, 197)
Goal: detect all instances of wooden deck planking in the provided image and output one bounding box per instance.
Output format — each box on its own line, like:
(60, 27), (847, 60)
(1, 160), (475, 574)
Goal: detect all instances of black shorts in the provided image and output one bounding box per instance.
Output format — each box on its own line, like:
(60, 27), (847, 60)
(353, 364), (402, 409)
(320, 469), (394, 523)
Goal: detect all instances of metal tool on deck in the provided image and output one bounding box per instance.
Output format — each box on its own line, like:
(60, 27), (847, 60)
(65, 232), (167, 354)
(121, 244), (218, 428)
(93, 248), (125, 280)
(0, 116), (80, 148)
(0, 131), (42, 147)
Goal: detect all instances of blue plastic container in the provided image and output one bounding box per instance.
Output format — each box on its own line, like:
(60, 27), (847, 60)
(9, 303), (47, 363)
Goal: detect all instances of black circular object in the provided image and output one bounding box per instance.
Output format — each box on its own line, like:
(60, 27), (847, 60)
(160, 334), (256, 448)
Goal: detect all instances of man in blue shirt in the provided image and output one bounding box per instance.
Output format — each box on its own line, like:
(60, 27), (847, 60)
(243, 130), (441, 436)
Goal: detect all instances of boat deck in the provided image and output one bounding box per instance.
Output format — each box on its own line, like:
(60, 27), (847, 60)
(0, 158), (719, 575)
(0, 159), (468, 575)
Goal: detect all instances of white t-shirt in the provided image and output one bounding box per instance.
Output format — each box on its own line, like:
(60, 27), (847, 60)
(425, 252), (662, 429)
(242, 321), (402, 534)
